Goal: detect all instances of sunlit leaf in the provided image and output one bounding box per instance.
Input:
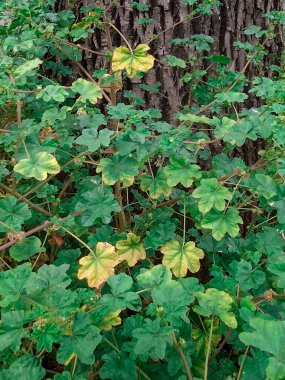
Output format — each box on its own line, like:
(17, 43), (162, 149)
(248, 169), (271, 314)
(72, 78), (103, 104)
(14, 152), (60, 181)
(194, 288), (237, 328)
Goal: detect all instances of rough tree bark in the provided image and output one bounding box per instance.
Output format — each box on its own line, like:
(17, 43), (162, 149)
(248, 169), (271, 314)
(56, 0), (284, 163)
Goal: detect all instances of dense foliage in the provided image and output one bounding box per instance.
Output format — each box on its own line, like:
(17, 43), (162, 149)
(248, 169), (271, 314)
(0, 1), (285, 379)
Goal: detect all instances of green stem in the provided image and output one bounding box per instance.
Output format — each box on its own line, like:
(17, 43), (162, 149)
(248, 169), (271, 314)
(102, 336), (151, 380)
(60, 225), (95, 256)
(182, 201), (186, 246)
(204, 317), (214, 380)
(236, 346), (250, 380)
(106, 22), (133, 53)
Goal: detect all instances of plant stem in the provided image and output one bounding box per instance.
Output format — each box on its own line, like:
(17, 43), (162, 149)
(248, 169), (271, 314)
(172, 333), (193, 380)
(182, 201), (186, 246)
(102, 336), (151, 380)
(204, 317), (214, 380)
(236, 346), (250, 380)
(106, 22), (133, 53)
(60, 226), (95, 256)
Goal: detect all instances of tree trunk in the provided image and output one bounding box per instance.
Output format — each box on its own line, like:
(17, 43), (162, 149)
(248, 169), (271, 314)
(57, 0), (284, 164)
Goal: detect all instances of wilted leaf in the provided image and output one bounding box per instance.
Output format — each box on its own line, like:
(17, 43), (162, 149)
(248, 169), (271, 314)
(112, 44), (154, 78)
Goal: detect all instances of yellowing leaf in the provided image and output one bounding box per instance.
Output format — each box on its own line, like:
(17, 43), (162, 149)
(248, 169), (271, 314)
(71, 78), (103, 104)
(99, 310), (121, 330)
(78, 242), (119, 288)
(161, 240), (204, 277)
(14, 152), (60, 181)
(116, 233), (146, 266)
(112, 44), (154, 78)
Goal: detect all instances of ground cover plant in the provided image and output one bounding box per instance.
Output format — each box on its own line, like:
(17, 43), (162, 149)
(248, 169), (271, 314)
(0, 1), (285, 379)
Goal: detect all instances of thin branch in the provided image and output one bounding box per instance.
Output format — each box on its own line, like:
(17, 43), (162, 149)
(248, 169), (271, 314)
(0, 211), (84, 252)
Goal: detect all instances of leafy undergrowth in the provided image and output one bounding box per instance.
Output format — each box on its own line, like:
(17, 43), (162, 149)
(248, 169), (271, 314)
(0, 1), (285, 380)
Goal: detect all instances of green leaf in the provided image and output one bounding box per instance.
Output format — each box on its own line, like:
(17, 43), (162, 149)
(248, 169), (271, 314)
(233, 261), (266, 291)
(240, 318), (285, 380)
(112, 44), (154, 78)
(215, 91), (248, 104)
(104, 273), (142, 312)
(0, 310), (28, 352)
(29, 264), (71, 293)
(164, 157), (201, 187)
(206, 55), (231, 64)
(0, 263), (33, 307)
(132, 319), (173, 360)
(14, 59), (42, 77)
(137, 265), (172, 289)
(71, 78), (103, 104)
(57, 312), (101, 365)
(192, 178), (232, 213)
(31, 322), (61, 352)
(75, 127), (113, 152)
(107, 103), (134, 119)
(201, 208), (242, 241)
(97, 156), (139, 187)
(116, 233), (146, 266)
(244, 25), (267, 37)
(75, 187), (121, 226)
(177, 113), (212, 124)
(150, 281), (193, 326)
(100, 351), (137, 380)
(14, 152), (60, 181)
(194, 288), (237, 328)
(140, 169), (172, 199)
(0, 196), (31, 232)
(78, 242), (119, 288)
(9, 236), (42, 262)
(36, 85), (69, 102)
(0, 354), (45, 380)
(166, 54), (186, 68)
(161, 240), (204, 277)
(248, 174), (277, 200)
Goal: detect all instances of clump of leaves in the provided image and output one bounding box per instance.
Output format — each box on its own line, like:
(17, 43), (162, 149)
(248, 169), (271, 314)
(0, 1), (284, 379)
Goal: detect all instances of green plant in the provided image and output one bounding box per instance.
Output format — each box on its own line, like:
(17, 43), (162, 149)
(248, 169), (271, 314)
(0, 1), (285, 379)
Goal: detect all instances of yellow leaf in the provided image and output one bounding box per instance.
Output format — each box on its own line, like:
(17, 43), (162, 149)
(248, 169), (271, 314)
(116, 233), (146, 266)
(78, 242), (119, 288)
(99, 310), (122, 330)
(112, 44), (155, 78)
(161, 240), (204, 277)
